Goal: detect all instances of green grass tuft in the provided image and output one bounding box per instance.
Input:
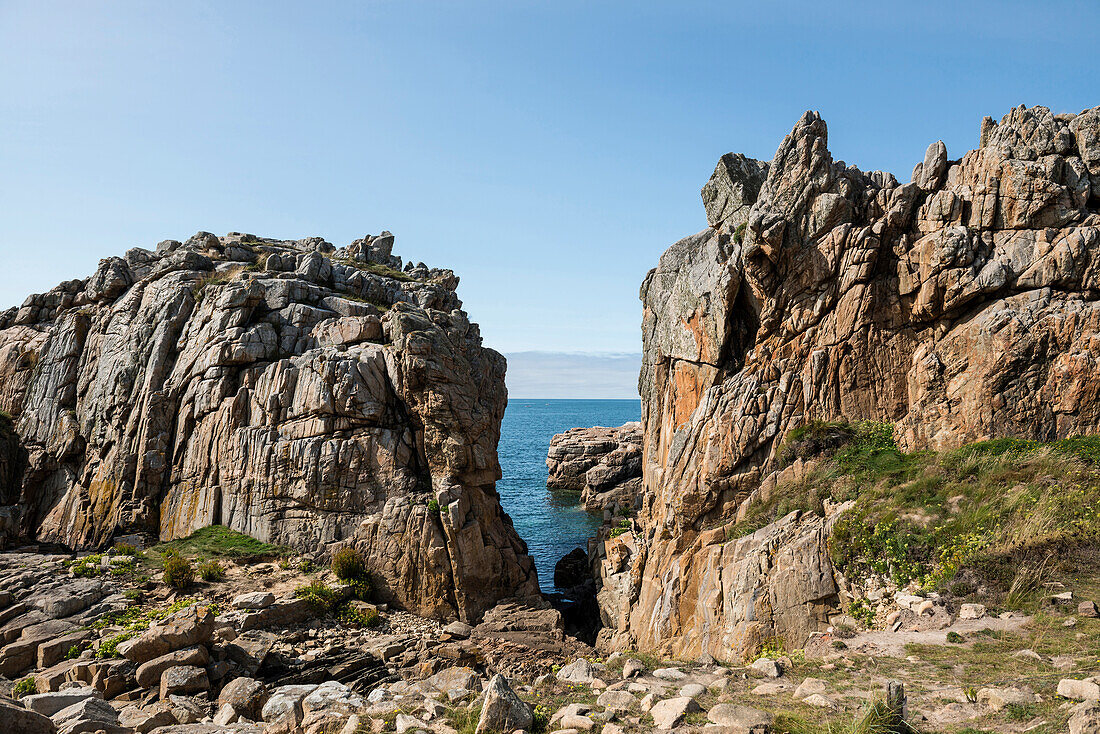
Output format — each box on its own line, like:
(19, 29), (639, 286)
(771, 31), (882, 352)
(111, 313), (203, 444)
(149, 525), (291, 563)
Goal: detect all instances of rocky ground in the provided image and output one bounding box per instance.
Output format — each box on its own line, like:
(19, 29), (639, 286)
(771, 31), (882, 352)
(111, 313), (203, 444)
(1, 532), (1099, 734)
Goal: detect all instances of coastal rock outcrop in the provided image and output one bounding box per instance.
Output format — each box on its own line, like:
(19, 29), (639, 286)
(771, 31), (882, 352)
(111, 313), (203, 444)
(599, 104), (1100, 659)
(546, 423), (642, 511)
(0, 232), (537, 622)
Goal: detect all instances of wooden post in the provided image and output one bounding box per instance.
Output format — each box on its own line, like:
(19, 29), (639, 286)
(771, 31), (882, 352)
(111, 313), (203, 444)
(886, 679), (906, 724)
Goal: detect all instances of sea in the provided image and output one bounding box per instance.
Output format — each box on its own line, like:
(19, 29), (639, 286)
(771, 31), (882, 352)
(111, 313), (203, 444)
(496, 398), (641, 593)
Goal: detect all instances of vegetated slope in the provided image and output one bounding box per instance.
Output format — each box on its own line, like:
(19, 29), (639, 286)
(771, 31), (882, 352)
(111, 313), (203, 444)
(596, 103), (1100, 659)
(748, 424), (1100, 610)
(0, 231), (538, 621)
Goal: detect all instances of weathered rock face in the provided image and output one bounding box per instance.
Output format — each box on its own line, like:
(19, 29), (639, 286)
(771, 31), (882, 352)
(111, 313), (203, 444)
(546, 423), (642, 511)
(601, 104), (1100, 659)
(0, 232), (537, 621)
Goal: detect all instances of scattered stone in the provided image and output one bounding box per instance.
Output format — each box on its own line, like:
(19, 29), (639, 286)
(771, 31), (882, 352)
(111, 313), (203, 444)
(958, 603), (986, 620)
(1079, 601), (1100, 619)
(977, 687), (1041, 711)
(751, 683), (790, 695)
(750, 658), (782, 678)
(135, 646), (210, 688)
(443, 621), (473, 639)
(621, 659), (645, 679)
(802, 693), (838, 709)
(159, 665), (209, 698)
(476, 675), (533, 734)
(557, 658), (598, 685)
(596, 690), (636, 711)
(649, 696), (700, 730)
(1012, 649), (1043, 662)
(794, 677), (827, 699)
(1065, 617), (1079, 628)
(707, 703), (773, 731)
(1059, 678), (1100, 702)
(0, 695), (57, 734)
(652, 667), (686, 681)
(23, 687), (102, 717)
(231, 592), (275, 610)
(679, 683), (705, 698)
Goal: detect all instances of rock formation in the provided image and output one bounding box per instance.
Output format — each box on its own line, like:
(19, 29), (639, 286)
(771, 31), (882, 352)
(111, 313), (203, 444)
(0, 232), (538, 621)
(546, 423), (642, 511)
(597, 104), (1100, 659)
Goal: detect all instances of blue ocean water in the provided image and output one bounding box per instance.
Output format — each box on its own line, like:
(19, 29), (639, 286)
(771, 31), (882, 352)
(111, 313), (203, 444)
(497, 398), (641, 592)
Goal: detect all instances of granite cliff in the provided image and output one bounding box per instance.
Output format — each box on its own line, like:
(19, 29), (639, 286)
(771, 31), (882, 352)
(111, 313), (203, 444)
(0, 232), (538, 622)
(595, 104), (1100, 659)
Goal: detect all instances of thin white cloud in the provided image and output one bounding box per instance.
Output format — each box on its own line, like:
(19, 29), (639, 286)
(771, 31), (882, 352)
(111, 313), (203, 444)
(504, 351), (641, 399)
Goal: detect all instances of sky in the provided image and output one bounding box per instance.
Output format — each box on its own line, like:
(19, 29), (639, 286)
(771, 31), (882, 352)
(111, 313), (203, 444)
(2, 1), (1098, 397)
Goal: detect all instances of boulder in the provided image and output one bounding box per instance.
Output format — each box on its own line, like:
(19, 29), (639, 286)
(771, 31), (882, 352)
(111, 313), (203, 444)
(0, 695), (58, 734)
(51, 696), (125, 734)
(652, 667), (686, 681)
(959, 603), (986, 620)
(231, 593), (275, 610)
(1070, 701), (1100, 734)
(135, 646), (210, 688)
(557, 658), (598, 684)
(118, 701), (178, 733)
(750, 658), (782, 678)
(218, 677), (268, 720)
(261, 684), (318, 725)
(977, 687), (1041, 710)
(301, 681), (365, 717)
(119, 606), (215, 664)
(649, 696), (700, 730)
(1080, 601), (1100, 619)
(793, 677), (827, 700)
(159, 665), (209, 698)
(596, 690), (636, 711)
(1059, 678), (1100, 702)
(224, 630), (276, 673)
(22, 688), (102, 717)
(475, 674), (533, 734)
(707, 703), (773, 732)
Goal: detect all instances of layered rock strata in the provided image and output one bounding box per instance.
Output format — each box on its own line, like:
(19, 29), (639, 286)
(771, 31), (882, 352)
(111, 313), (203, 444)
(598, 104), (1100, 659)
(0, 232), (538, 621)
(546, 423), (642, 511)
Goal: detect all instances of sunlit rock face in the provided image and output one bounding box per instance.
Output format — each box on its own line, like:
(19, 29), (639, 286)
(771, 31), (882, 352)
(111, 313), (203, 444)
(598, 105), (1100, 659)
(0, 231), (538, 622)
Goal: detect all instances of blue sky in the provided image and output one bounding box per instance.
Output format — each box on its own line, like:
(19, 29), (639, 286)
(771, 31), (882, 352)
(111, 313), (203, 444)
(2, 1), (1098, 396)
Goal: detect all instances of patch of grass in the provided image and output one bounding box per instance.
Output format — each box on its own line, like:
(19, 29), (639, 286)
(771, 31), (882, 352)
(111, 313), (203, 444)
(609, 519), (631, 538)
(110, 542), (139, 556)
(335, 603), (381, 628)
(745, 422), (1100, 598)
(448, 704), (481, 734)
(67, 554), (104, 578)
(295, 581), (339, 616)
(13, 676), (35, 698)
(149, 525), (290, 563)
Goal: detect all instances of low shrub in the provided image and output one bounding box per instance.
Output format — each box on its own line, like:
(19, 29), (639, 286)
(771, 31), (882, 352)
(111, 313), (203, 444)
(198, 559), (225, 582)
(162, 556), (195, 589)
(946, 631), (964, 643)
(331, 547), (365, 581)
(427, 498), (441, 514)
(110, 542), (139, 557)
